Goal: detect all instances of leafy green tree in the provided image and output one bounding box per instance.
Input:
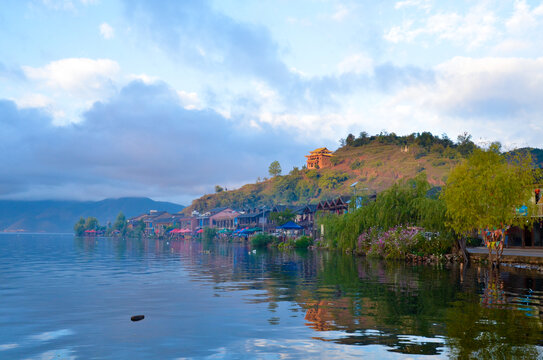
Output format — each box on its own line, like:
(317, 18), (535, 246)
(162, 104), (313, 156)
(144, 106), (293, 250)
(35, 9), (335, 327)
(133, 220), (145, 237)
(268, 160), (282, 177)
(270, 209), (296, 226)
(74, 217), (85, 236)
(202, 227), (217, 242)
(84, 216), (99, 231)
(346, 133), (355, 146)
(113, 211), (127, 235)
(442, 147), (538, 264)
(457, 132), (476, 157)
(215, 185), (224, 193)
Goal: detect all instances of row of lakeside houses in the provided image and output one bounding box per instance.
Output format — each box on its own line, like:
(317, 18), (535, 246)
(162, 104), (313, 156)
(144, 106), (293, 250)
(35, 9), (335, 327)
(127, 196), (354, 237)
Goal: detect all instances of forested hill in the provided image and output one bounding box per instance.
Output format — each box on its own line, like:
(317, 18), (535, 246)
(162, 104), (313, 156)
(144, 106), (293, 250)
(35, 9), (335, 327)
(184, 132), (543, 214)
(0, 197), (185, 233)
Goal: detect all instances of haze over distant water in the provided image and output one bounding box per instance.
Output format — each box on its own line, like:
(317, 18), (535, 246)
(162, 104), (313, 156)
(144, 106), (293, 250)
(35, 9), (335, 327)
(0, 197), (184, 233)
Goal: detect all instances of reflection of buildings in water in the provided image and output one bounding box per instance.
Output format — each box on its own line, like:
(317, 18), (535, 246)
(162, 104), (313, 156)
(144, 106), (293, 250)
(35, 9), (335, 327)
(303, 298), (378, 332)
(304, 300), (335, 331)
(480, 268), (543, 320)
(481, 269), (507, 308)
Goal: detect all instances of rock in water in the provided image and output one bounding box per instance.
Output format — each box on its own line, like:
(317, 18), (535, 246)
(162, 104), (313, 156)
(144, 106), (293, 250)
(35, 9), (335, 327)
(131, 315), (145, 322)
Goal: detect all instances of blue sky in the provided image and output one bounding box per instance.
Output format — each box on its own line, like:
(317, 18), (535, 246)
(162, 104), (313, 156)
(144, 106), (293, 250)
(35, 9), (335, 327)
(1, 0), (543, 204)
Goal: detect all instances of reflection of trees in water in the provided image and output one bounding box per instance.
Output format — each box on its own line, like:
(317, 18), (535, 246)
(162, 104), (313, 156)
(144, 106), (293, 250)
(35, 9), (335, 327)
(296, 255), (456, 355)
(446, 294), (542, 359)
(445, 266), (543, 359)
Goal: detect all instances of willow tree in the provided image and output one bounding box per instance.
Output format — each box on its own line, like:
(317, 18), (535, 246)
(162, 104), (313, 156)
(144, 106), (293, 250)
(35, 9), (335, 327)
(442, 145), (537, 264)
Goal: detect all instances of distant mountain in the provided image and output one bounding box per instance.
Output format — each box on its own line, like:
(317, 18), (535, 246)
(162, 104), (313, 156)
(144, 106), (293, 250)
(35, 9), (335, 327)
(0, 197), (185, 233)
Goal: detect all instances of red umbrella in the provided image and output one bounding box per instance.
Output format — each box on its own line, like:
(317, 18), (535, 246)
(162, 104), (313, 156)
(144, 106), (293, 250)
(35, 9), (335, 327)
(196, 229), (203, 234)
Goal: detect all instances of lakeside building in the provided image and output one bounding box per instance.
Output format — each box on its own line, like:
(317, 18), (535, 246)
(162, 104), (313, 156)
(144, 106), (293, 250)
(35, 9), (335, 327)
(305, 147), (333, 169)
(237, 207), (272, 230)
(316, 196), (350, 215)
(128, 195), (356, 238)
(173, 215), (198, 232)
(506, 187), (543, 248)
(210, 208), (240, 229)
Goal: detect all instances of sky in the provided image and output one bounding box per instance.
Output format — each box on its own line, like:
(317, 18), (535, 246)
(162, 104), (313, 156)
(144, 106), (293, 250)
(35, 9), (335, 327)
(1, 0), (543, 205)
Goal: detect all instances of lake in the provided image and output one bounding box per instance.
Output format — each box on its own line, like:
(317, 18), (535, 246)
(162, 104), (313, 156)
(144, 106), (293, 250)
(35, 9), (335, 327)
(1, 234), (542, 359)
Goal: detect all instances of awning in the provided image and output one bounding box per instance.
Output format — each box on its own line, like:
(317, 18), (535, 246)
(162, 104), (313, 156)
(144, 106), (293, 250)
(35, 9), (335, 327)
(277, 221), (303, 230)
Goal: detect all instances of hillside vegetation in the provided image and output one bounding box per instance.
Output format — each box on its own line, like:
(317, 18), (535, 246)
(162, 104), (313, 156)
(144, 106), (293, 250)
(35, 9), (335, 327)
(184, 132), (468, 213)
(185, 131), (543, 214)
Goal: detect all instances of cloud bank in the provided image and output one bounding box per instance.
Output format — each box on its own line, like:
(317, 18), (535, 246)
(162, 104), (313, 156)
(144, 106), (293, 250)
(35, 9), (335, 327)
(0, 81), (309, 203)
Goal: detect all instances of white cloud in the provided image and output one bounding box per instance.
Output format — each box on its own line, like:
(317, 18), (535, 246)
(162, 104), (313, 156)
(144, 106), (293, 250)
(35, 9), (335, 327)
(337, 53), (374, 76)
(384, 56), (543, 146)
(505, 0), (543, 34)
(20, 58), (120, 124)
(99, 22), (114, 39)
(384, 3), (498, 49)
(331, 4), (349, 21)
(23, 58), (120, 95)
(128, 73), (159, 84)
(177, 90), (202, 110)
(395, 0), (432, 11)
(41, 0), (76, 11)
(13, 93), (51, 109)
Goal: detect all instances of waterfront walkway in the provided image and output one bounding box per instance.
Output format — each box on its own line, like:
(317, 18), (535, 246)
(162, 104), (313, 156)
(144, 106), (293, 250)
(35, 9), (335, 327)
(468, 247), (543, 265)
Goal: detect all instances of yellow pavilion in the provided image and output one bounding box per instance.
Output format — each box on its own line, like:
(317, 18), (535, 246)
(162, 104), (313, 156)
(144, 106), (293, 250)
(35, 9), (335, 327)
(305, 147), (333, 169)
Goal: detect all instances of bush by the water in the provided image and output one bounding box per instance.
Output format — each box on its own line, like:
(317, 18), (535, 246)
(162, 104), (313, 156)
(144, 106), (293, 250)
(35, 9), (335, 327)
(318, 174), (451, 256)
(294, 235), (313, 248)
(251, 234), (276, 248)
(357, 226), (452, 259)
(277, 235), (313, 250)
(202, 227), (217, 242)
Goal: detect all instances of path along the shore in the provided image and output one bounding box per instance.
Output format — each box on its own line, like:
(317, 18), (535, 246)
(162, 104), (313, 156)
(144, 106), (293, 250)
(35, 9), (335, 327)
(468, 247), (543, 268)
(468, 247), (543, 258)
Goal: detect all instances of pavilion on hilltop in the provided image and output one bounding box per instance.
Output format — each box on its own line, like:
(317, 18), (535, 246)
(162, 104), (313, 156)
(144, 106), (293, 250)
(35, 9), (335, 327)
(305, 147), (333, 169)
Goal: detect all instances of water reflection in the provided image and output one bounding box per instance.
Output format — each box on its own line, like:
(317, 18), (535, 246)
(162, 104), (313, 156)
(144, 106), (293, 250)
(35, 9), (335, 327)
(1, 235), (543, 359)
(159, 238), (543, 357)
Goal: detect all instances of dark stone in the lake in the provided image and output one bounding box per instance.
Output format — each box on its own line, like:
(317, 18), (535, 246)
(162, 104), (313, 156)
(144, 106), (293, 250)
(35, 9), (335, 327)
(131, 315), (145, 322)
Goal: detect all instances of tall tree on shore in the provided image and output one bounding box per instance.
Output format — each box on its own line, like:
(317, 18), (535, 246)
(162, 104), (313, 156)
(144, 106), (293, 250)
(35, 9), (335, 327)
(113, 211), (127, 235)
(268, 161), (282, 177)
(74, 217), (85, 236)
(442, 145), (538, 264)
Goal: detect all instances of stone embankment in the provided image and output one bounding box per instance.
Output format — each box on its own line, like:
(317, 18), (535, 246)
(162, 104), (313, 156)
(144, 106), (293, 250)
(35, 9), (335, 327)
(468, 247), (543, 272)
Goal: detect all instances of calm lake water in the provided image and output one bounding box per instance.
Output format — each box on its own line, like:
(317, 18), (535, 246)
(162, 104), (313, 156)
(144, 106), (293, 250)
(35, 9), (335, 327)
(1, 234), (542, 359)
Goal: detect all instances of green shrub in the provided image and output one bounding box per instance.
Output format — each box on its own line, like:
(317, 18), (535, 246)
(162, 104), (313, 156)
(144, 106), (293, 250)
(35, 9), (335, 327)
(251, 234), (275, 248)
(202, 227), (217, 242)
(294, 236), (313, 248)
(415, 151), (427, 159)
(277, 239), (295, 250)
(350, 159), (365, 170)
(318, 171), (349, 190)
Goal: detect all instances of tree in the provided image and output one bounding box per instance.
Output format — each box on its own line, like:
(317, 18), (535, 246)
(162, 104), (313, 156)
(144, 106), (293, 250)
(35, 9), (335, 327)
(84, 216), (99, 231)
(457, 132), (476, 157)
(74, 217), (85, 236)
(268, 161), (282, 177)
(133, 220), (145, 237)
(442, 147), (538, 264)
(346, 133), (355, 146)
(215, 185), (224, 193)
(269, 209), (296, 226)
(113, 211), (127, 235)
